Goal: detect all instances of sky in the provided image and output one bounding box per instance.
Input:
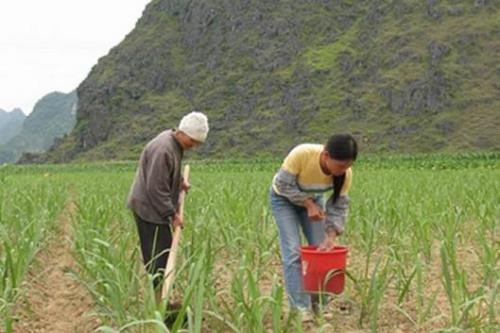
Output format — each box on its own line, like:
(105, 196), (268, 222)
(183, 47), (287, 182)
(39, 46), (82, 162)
(0, 0), (151, 115)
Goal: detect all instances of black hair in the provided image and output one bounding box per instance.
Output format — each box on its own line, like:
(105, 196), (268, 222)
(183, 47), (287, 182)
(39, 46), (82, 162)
(325, 134), (358, 203)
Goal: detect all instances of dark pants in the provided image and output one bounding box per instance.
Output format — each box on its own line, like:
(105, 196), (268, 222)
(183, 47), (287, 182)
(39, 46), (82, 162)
(134, 213), (173, 290)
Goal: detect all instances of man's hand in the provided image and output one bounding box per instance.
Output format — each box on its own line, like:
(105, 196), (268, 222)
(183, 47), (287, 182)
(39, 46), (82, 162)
(181, 179), (191, 193)
(172, 212), (184, 229)
(318, 229), (337, 251)
(304, 198), (325, 221)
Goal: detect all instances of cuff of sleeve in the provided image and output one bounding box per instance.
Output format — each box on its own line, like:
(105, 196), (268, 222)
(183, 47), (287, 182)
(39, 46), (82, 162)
(161, 205), (176, 220)
(325, 223), (343, 236)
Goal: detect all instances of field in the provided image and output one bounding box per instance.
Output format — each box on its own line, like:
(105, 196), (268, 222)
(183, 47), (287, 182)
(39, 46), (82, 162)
(0, 153), (499, 333)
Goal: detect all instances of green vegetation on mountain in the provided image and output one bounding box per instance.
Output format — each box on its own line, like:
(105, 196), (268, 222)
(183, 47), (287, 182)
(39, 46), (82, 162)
(0, 91), (77, 164)
(0, 108), (25, 145)
(46, 0), (499, 162)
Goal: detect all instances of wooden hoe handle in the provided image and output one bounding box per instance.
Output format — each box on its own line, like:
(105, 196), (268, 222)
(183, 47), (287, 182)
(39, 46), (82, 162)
(161, 164), (190, 300)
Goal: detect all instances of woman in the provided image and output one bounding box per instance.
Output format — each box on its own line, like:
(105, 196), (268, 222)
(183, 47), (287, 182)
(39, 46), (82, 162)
(270, 134), (358, 318)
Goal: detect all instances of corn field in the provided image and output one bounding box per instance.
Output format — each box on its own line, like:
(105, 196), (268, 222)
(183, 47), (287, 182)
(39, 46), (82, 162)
(0, 153), (498, 332)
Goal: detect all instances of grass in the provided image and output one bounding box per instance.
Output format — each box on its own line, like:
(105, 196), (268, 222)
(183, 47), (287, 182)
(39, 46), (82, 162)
(0, 173), (66, 332)
(1, 153), (499, 332)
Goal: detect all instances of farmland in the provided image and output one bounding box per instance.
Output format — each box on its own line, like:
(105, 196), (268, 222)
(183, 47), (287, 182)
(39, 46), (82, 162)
(0, 153), (499, 332)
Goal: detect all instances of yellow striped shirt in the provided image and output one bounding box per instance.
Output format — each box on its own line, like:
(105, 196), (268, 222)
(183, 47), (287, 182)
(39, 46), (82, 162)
(273, 144), (352, 194)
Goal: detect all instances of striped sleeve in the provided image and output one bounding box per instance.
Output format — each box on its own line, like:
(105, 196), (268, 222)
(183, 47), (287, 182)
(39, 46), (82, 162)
(325, 195), (350, 235)
(273, 168), (312, 206)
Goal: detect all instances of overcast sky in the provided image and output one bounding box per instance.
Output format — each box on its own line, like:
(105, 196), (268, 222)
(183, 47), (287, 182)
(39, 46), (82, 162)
(0, 0), (151, 115)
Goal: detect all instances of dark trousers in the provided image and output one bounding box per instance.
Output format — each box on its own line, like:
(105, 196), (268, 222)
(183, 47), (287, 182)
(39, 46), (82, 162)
(133, 213), (173, 290)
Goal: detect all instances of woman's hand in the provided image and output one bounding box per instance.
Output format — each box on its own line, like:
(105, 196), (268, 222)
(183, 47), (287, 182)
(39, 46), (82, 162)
(304, 198), (325, 221)
(318, 229), (337, 251)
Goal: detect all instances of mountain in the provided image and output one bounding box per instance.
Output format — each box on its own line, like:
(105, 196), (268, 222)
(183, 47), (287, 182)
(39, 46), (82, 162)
(0, 91), (77, 164)
(0, 108), (25, 145)
(46, 0), (499, 162)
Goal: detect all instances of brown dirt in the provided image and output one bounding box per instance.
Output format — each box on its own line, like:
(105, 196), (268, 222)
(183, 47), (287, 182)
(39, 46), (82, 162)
(203, 237), (496, 333)
(9, 200), (100, 333)
(4, 208), (496, 332)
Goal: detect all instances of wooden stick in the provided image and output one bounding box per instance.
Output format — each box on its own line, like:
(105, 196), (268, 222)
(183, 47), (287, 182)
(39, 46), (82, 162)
(161, 164), (190, 300)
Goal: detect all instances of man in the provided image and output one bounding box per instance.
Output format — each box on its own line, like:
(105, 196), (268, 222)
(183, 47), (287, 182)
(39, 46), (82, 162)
(127, 111), (209, 302)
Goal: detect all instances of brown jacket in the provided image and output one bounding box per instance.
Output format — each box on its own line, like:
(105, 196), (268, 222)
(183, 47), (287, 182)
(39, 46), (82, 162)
(127, 130), (183, 224)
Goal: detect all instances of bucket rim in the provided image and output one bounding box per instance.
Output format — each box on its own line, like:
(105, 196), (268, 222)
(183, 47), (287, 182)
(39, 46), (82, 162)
(300, 245), (348, 254)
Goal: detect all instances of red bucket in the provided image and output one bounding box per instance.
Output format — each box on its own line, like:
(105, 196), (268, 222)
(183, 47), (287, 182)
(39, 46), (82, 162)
(300, 245), (348, 294)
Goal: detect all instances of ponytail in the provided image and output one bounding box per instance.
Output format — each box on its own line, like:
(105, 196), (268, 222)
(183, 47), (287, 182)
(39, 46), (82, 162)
(332, 174), (345, 204)
(326, 134), (357, 204)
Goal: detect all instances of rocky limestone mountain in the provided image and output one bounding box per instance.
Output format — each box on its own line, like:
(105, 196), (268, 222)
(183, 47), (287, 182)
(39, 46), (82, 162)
(0, 108), (26, 145)
(46, 0), (499, 162)
(0, 91), (77, 164)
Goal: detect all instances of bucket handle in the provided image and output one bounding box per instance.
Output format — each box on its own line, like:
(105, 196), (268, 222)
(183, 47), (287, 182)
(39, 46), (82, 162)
(322, 269), (345, 289)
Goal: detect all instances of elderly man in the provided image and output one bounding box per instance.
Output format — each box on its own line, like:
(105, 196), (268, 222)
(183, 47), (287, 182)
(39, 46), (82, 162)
(127, 111), (209, 300)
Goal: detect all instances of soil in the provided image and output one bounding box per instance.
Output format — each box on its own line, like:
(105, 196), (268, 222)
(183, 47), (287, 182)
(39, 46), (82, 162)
(8, 200), (100, 333)
(4, 205), (495, 333)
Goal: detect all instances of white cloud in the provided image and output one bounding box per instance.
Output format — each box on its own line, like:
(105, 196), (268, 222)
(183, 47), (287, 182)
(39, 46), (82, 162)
(0, 0), (151, 114)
